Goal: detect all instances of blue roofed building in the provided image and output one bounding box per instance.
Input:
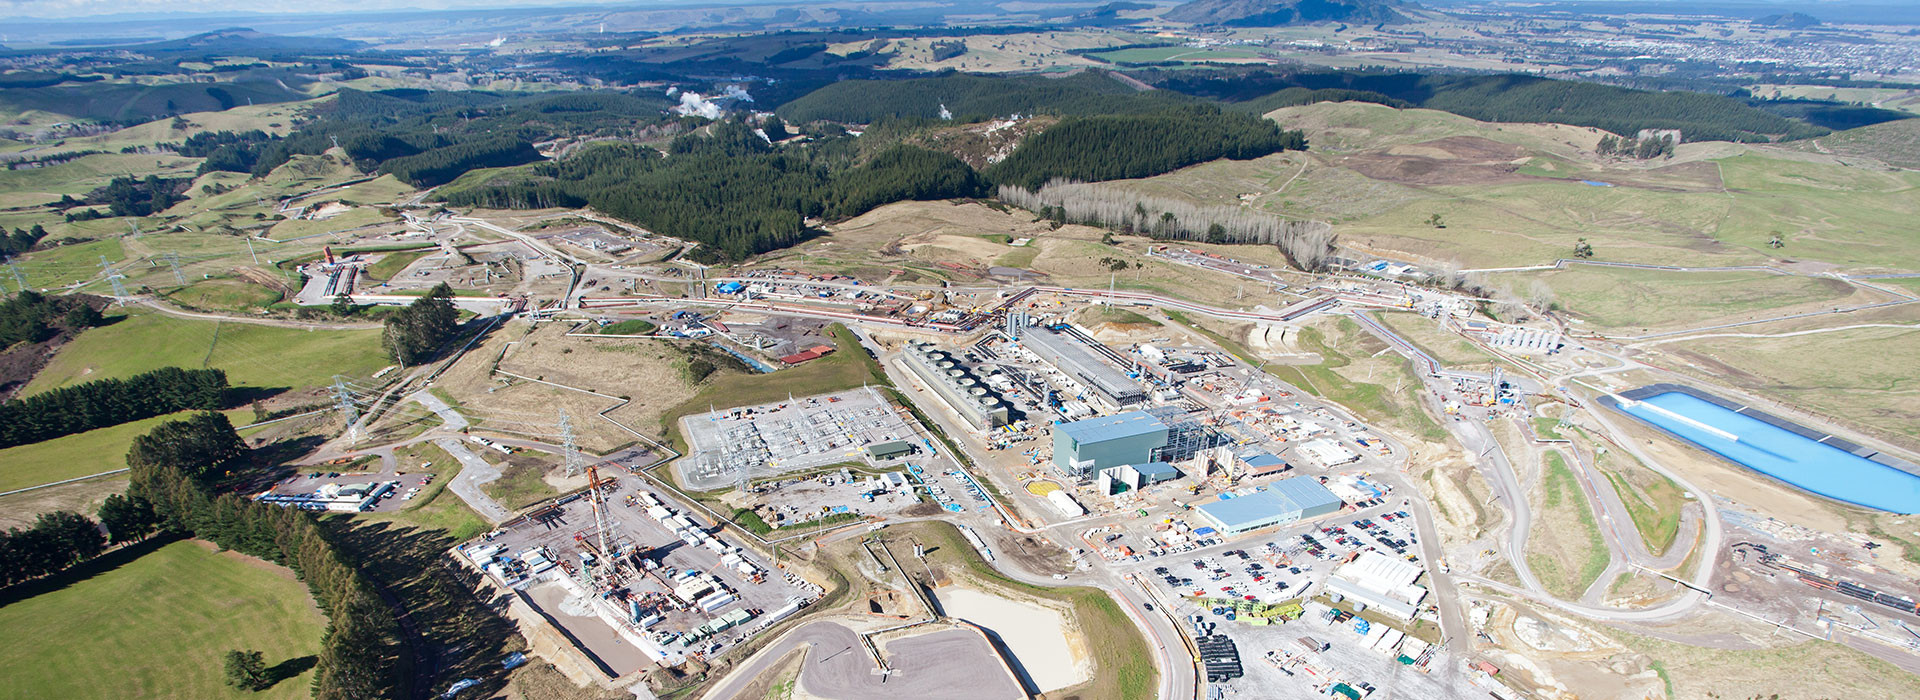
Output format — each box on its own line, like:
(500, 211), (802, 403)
(1196, 477), (1344, 534)
(1236, 450), (1291, 478)
(1052, 411), (1169, 478)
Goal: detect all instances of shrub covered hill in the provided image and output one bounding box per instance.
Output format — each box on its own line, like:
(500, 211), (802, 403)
(1163, 0), (1416, 27)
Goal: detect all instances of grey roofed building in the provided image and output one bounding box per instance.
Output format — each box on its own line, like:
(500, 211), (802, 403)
(1195, 476), (1343, 534)
(1021, 326), (1146, 407)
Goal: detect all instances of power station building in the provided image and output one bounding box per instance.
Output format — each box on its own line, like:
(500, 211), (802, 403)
(1021, 326), (1147, 408)
(903, 343), (1009, 431)
(1196, 477), (1344, 534)
(1052, 411), (1169, 477)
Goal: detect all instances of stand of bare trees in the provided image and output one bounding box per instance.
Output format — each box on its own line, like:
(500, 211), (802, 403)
(998, 180), (1338, 271)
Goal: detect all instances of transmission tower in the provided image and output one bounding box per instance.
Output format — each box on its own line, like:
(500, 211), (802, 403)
(4, 257), (25, 293)
(332, 376), (361, 442)
(559, 408), (584, 477)
(166, 252), (187, 286)
(99, 256), (128, 303)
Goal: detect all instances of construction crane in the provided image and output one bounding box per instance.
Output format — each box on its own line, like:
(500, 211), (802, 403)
(586, 464), (617, 593)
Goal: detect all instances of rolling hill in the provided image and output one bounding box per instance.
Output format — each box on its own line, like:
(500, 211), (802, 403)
(1163, 0), (1414, 26)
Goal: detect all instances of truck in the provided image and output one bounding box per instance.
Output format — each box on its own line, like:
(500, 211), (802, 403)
(1297, 636), (1328, 653)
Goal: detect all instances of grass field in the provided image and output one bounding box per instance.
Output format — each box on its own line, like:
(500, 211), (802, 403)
(362, 249), (430, 281)
(0, 409), (253, 492)
(1499, 266), (1857, 333)
(0, 152), (199, 199)
(14, 237), (125, 291)
(1664, 325), (1920, 446)
(1079, 305), (1160, 327)
(1786, 118), (1920, 170)
(264, 206), (396, 241)
(25, 310), (389, 395)
(1526, 451), (1610, 601)
(598, 319), (658, 335)
(162, 278), (284, 311)
(1089, 101), (1920, 272)
(1088, 45), (1267, 64)
(0, 539), (327, 700)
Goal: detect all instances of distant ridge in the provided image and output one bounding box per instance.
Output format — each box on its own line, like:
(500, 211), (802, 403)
(1164, 0), (1414, 27)
(133, 28), (365, 54)
(1752, 12), (1821, 29)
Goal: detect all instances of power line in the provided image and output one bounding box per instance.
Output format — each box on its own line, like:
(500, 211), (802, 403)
(332, 376), (361, 443)
(559, 408), (584, 478)
(100, 256), (128, 303)
(166, 252), (187, 286)
(4, 257), (25, 293)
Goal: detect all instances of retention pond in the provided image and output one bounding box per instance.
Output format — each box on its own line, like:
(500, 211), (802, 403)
(1615, 391), (1920, 514)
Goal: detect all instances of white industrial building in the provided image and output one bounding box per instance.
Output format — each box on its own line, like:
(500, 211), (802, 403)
(1047, 489), (1086, 517)
(1297, 438), (1359, 467)
(1324, 551), (1428, 621)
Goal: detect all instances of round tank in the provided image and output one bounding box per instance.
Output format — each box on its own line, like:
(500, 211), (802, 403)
(946, 369), (965, 378)
(968, 387), (988, 397)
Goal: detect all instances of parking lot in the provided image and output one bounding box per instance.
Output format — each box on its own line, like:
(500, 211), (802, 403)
(1136, 505), (1424, 602)
(1140, 511), (1455, 700)
(257, 458), (431, 513)
(677, 387), (920, 490)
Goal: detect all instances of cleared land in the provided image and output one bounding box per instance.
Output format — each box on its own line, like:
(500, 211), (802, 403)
(1593, 445), (1686, 557)
(1605, 626), (1920, 700)
(0, 539), (327, 700)
(783, 200), (1268, 309)
(1374, 310), (1495, 368)
(1525, 451), (1609, 601)
(24, 309), (389, 395)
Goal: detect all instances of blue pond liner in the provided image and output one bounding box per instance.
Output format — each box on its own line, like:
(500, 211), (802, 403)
(1616, 392), (1920, 514)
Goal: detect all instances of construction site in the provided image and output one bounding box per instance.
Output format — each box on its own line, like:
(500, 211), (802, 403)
(457, 467), (817, 680)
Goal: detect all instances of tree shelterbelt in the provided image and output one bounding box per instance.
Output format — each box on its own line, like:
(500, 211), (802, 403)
(126, 411), (250, 483)
(382, 283), (459, 365)
(0, 511), (106, 589)
(0, 367), (228, 449)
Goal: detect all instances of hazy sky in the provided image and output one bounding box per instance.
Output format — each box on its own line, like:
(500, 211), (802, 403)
(0, 0), (679, 20)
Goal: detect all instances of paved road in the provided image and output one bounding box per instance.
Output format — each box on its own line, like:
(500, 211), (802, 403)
(136, 298), (382, 330)
(705, 620), (1024, 700)
(438, 438), (513, 524)
(412, 391), (469, 432)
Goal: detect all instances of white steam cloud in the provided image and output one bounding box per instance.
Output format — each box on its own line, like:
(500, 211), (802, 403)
(671, 84), (753, 120)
